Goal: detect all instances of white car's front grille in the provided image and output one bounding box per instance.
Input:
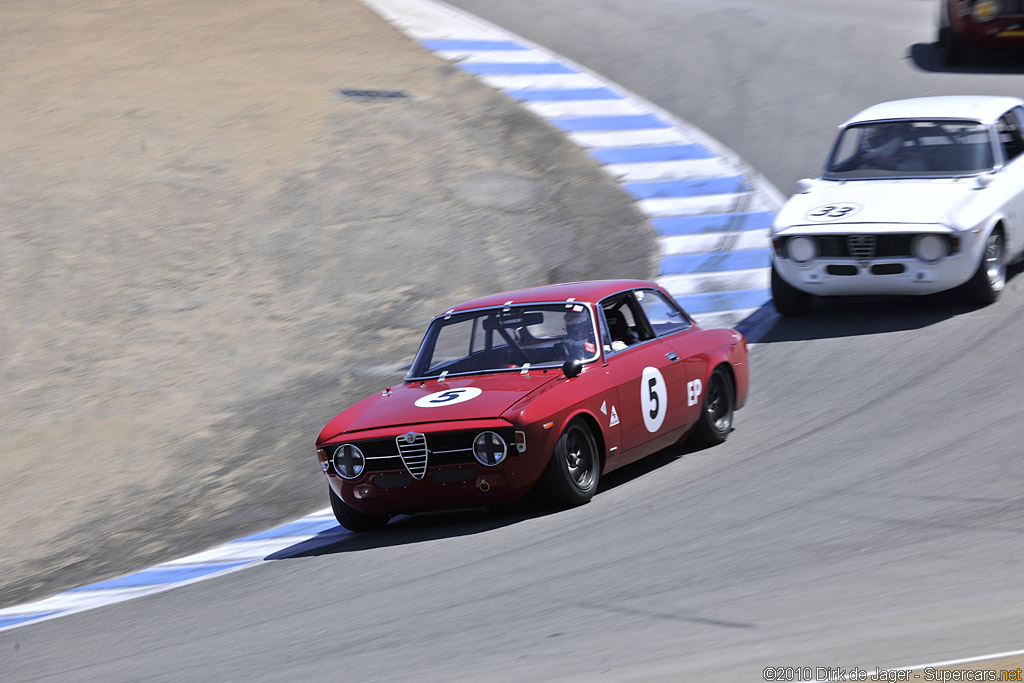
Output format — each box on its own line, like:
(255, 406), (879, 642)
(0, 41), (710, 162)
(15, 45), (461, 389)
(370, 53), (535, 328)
(847, 234), (876, 262)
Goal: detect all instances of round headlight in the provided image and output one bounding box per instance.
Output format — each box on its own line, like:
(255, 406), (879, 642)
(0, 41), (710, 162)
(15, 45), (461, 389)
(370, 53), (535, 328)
(473, 431), (507, 466)
(973, 0), (999, 21)
(786, 236), (817, 264)
(913, 234), (947, 263)
(332, 444), (366, 479)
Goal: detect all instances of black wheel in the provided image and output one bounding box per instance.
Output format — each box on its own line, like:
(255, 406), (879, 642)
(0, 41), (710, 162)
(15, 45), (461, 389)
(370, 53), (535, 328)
(939, 25), (968, 66)
(961, 230), (1006, 306)
(540, 417), (600, 506)
(329, 486), (390, 532)
(771, 263), (813, 316)
(688, 367), (735, 448)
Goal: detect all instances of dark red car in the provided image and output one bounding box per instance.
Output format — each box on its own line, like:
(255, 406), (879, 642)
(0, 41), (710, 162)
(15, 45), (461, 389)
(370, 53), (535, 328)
(939, 0), (1024, 64)
(315, 280), (749, 531)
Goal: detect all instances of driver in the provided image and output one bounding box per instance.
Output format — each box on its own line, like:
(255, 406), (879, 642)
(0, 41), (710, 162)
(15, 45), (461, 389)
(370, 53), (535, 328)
(859, 124), (903, 168)
(563, 309), (597, 360)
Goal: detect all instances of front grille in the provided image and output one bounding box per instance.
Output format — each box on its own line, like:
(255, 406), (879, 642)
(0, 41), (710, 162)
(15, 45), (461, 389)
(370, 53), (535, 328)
(323, 429), (516, 477)
(848, 234), (876, 261)
(396, 432), (428, 479)
(800, 234), (958, 260)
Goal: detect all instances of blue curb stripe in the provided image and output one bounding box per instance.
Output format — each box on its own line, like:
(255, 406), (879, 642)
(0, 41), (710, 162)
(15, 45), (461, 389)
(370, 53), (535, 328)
(549, 114), (670, 132)
(652, 211), (775, 235)
(232, 519), (339, 542)
(591, 144), (714, 164)
(624, 175), (746, 200)
(68, 561), (250, 591)
(673, 288), (771, 314)
(504, 87), (623, 101)
(660, 248), (771, 274)
(0, 612), (61, 629)
(419, 39), (527, 50)
(459, 63), (578, 75)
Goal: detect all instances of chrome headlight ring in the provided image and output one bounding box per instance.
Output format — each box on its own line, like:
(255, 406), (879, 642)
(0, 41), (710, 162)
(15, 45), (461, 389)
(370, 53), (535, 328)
(913, 234), (948, 264)
(473, 431), (508, 467)
(332, 443), (367, 480)
(786, 236), (818, 264)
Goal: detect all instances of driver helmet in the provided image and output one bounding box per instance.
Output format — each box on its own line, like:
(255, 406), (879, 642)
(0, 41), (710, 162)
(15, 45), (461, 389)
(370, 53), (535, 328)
(563, 309), (595, 359)
(861, 124), (902, 158)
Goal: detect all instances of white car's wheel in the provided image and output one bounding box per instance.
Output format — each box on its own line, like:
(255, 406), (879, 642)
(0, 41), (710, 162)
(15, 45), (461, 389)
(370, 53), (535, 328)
(771, 264), (813, 316)
(962, 231), (1005, 305)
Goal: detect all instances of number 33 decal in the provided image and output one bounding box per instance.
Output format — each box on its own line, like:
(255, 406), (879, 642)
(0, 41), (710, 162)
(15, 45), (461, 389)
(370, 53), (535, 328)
(804, 203), (862, 222)
(641, 367), (667, 433)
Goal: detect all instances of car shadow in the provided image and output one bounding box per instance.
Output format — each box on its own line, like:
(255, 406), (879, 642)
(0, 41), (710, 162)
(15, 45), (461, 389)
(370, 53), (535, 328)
(266, 442), (705, 561)
(735, 261), (1022, 343)
(908, 41), (1024, 74)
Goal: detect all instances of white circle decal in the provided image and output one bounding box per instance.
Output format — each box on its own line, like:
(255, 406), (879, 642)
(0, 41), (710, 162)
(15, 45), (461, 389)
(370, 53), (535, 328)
(804, 203), (863, 222)
(414, 387), (483, 408)
(640, 366), (667, 433)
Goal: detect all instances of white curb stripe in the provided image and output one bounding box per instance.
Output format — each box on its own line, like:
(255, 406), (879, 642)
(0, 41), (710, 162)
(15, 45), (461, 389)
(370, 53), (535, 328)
(659, 229), (772, 256)
(479, 73), (610, 90)
(604, 158), (735, 183)
(569, 128), (698, 149)
(658, 268), (771, 295)
(438, 48), (562, 63)
(522, 99), (650, 118)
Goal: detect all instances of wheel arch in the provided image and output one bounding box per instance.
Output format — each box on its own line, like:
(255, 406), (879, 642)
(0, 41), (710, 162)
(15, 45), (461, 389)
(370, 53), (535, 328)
(564, 409), (607, 474)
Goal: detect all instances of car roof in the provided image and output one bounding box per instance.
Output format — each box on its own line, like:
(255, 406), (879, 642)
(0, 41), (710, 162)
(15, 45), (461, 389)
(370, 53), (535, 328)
(843, 96), (1024, 127)
(440, 279), (658, 314)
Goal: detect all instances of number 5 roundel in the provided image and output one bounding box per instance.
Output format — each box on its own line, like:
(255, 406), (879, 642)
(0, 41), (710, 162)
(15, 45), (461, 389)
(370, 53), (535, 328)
(640, 366), (667, 433)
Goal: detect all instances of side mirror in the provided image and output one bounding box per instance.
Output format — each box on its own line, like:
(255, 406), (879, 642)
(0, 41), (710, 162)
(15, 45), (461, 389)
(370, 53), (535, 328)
(797, 178), (815, 193)
(562, 359), (583, 378)
(975, 172), (996, 189)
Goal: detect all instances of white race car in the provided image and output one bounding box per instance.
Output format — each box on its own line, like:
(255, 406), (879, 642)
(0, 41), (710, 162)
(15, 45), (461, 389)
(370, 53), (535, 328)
(771, 96), (1024, 315)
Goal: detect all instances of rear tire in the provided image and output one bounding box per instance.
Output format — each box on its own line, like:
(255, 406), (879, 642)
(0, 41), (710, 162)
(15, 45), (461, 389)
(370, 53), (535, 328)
(961, 230), (1005, 306)
(771, 264), (813, 316)
(939, 26), (968, 66)
(329, 486), (390, 532)
(540, 418), (600, 507)
(688, 367), (735, 448)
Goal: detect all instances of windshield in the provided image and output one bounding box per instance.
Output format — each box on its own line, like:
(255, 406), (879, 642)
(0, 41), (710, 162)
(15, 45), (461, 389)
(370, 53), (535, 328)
(825, 120), (994, 179)
(408, 303), (600, 379)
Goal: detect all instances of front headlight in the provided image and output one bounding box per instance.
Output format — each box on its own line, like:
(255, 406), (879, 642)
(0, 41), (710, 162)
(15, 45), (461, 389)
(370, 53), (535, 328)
(786, 236), (817, 264)
(973, 0), (999, 22)
(473, 431), (507, 466)
(913, 234), (948, 263)
(332, 444), (366, 479)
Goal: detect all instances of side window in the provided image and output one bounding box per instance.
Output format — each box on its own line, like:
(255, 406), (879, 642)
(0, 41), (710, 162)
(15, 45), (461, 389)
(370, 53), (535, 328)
(635, 289), (691, 337)
(600, 294), (647, 353)
(997, 113), (1024, 163)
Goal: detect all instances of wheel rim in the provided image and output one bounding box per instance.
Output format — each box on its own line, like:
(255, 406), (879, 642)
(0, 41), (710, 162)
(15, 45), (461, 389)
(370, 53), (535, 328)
(706, 374), (732, 433)
(985, 232), (1005, 293)
(564, 425), (596, 489)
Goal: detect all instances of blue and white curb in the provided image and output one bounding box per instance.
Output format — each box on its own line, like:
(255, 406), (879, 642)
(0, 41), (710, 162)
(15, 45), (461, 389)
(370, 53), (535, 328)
(0, 0), (787, 634)
(363, 0), (785, 330)
(0, 508), (343, 632)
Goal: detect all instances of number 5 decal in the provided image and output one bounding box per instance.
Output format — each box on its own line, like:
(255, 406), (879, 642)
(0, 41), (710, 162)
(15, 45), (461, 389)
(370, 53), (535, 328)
(640, 366), (667, 433)
(414, 387), (482, 407)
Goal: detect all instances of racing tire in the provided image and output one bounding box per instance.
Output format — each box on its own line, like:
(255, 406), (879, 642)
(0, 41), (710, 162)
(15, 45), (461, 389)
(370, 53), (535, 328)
(771, 264), (813, 316)
(540, 417), (600, 507)
(939, 26), (968, 66)
(688, 367), (735, 448)
(961, 230), (1006, 306)
(329, 485), (390, 532)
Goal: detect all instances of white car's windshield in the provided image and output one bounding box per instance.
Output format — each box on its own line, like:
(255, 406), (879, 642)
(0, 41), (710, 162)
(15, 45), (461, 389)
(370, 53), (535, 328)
(825, 120), (994, 179)
(408, 304), (599, 379)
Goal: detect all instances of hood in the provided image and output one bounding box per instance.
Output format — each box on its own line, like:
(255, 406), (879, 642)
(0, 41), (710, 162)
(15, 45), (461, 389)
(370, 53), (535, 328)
(774, 178), (977, 230)
(318, 372), (561, 442)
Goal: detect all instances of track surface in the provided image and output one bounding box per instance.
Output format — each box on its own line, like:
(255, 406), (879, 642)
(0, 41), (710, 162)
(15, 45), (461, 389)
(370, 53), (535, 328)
(4, 1), (1024, 681)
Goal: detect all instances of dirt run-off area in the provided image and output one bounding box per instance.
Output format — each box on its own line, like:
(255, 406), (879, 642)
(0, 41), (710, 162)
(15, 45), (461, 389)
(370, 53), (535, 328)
(0, 0), (654, 608)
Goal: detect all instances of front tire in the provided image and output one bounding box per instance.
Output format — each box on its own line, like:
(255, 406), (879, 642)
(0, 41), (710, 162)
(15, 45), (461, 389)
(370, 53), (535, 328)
(688, 367), (735, 448)
(329, 485), (390, 532)
(962, 230), (1005, 306)
(540, 417), (600, 507)
(771, 264), (813, 316)
(938, 25), (968, 66)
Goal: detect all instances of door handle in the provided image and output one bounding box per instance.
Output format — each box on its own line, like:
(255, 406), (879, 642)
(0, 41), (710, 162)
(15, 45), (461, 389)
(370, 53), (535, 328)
(666, 352), (679, 362)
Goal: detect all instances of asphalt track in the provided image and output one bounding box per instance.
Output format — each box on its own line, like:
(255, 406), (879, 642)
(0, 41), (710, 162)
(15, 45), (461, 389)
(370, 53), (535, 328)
(4, 0), (1024, 681)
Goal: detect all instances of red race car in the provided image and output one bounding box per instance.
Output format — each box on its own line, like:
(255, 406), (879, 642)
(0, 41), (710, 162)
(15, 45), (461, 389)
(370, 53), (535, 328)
(939, 0), (1024, 64)
(315, 280), (749, 531)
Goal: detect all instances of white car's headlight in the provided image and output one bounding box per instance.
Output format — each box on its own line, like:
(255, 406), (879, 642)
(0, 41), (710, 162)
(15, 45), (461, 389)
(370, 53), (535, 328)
(913, 235), (948, 263)
(473, 431), (507, 466)
(973, 0), (999, 22)
(786, 236), (817, 264)
(332, 444), (366, 479)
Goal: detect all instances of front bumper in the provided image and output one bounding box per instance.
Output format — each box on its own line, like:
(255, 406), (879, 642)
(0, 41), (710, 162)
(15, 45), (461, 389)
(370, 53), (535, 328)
(772, 254), (976, 296)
